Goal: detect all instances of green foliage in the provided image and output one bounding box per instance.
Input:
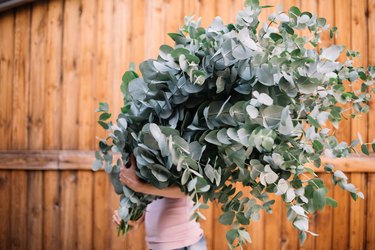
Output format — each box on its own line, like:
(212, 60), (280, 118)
(93, 2), (375, 248)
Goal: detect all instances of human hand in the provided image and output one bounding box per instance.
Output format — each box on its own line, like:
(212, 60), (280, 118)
(119, 154), (145, 193)
(112, 209), (145, 232)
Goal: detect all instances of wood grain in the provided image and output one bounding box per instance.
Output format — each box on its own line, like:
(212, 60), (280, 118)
(0, 1), (374, 250)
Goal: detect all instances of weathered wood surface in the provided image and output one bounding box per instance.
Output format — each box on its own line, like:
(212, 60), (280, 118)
(0, 0), (375, 249)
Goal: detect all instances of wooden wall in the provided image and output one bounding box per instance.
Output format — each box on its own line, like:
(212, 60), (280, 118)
(0, 0), (374, 249)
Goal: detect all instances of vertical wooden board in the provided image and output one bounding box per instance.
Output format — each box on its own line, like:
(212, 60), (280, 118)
(299, 0), (317, 40)
(212, 201), (231, 250)
(283, 0), (299, 10)
(298, 213), (316, 250)
(77, 171), (93, 250)
(317, 0), (334, 48)
(112, 0), (131, 113)
(366, 173), (375, 249)
(0, 10), (14, 151)
(130, 0), (145, 70)
(199, 201), (214, 250)
(43, 2), (64, 250)
(246, 207), (265, 250)
(145, 0), (164, 59)
(0, 171), (11, 250)
(199, 0), (217, 27)
(61, 0), (81, 149)
(28, 1), (47, 150)
(332, 173), (350, 250)
(126, 221), (147, 250)
(43, 170), (60, 250)
(230, 0), (244, 23)
(349, 173), (367, 250)
(183, 0), (200, 18)
(10, 6), (30, 250)
(93, 171), (111, 250)
(351, 0), (368, 146)
(333, 0), (352, 144)
(43, 0), (63, 149)
(10, 171), (28, 250)
(257, 0), (274, 32)
(12, 5), (30, 150)
(78, 0), (97, 150)
(263, 194), (282, 250)
(95, 0), (114, 142)
(281, 206), (298, 250)
(109, 187), (127, 250)
(26, 171), (43, 250)
(216, 0), (232, 24)
(314, 173), (333, 250)
(368, 0), (375, 148)
(164, 0), (183, 46)
(60, 170), (78, 250)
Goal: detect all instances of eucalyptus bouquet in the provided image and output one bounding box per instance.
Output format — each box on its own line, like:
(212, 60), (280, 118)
(93, 0), (375, 248)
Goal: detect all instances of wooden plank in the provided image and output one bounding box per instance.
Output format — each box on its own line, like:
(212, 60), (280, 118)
(247, 206), (265, 250)
(43, 2), (64, 249)
(61, 0), (80, 150)
(298, 213), (316, 250)
(109, 185), (127, 250)
(164, 0), (183, 46)
(230, 0), (243, 23)
(199, 201), (214, 250)
(93, 171), (111, 250)
(317, 0), (334, 48)
(0, 0), (36, 13)
(43, 0), (63, 149)
(145, 0), (164, 59)
(0, 8), (14, 151)
(183, 0), (200, 19)
(27, 2), (46, 250)
(332, 173), (351, 250)
(28, 0), (46, 150)
(0, 150), (374, 172)
(366, 173), (375, 249)
(314, 173), (333, 250)
(26, 171), (43, 250)
(130, 0), (145, 70)
(199, 0), (216, 27)
(369, 0), (375, 152)
(0, 150), (59, 169)
(281, 206), (298, 250)
(263, 194), (282, 250)
(95, 0), (113, 146)
(77, 171), (93, 250)
(10, 170), (27, 250)
(0, 171), (11, 250)
(10, 5), (29, 250)
(112, 0), (131, 114)
(59, 170), (78, 250)
(12, 4), (29, 149)
(215, 0), (231, 24)
(333, 0), (352, 144)
(43, 170), (60, 250)
(351, 0), (369, 148)
(78, 0), (97, 150)
(212, 201), (231, 249)
(349, 173), (367, 250)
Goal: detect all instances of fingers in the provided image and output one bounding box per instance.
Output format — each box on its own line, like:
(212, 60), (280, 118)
(112, 210), (121, 226)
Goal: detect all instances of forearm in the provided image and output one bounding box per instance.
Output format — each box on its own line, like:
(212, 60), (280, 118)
(139, 183), (186, 198)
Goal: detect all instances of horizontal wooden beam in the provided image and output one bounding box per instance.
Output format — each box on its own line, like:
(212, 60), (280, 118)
(0, 0), (37, 13)
(0, 150), (374, 172)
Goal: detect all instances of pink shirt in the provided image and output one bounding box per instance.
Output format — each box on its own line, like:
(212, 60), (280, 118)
(144, 196), (204, 250)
